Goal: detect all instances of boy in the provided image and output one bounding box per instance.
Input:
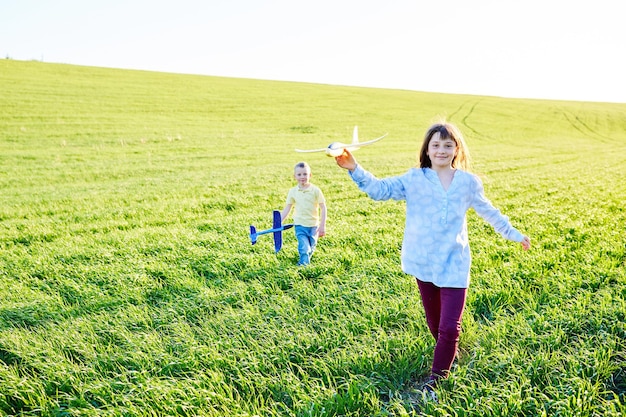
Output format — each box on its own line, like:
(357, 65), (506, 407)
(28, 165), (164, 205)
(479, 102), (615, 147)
(280, 162), (327, 266)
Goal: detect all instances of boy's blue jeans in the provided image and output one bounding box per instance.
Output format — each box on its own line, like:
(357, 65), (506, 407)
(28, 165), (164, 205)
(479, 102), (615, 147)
(295, 225), (318, 265)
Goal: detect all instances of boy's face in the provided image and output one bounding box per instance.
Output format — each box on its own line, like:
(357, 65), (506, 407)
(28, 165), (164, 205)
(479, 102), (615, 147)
(294, 167), (312, 187)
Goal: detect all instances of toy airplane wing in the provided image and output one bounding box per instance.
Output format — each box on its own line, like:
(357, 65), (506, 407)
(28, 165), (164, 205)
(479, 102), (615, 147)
(339, 132), (388, 150)
(295, 125), (358, 153)
(272, 210), (283, 253)
(294, 133), (388, 153)
(295, 126), (387, 155)
(294, 146), (329, 153)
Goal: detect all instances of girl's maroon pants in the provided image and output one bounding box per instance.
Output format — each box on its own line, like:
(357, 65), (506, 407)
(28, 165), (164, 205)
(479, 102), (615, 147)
(416, 279), (468, 379)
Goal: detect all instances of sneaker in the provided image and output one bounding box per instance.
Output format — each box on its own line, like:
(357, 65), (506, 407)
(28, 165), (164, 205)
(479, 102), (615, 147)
(422, 384), (438, 403)
(420, 376), (439, 403)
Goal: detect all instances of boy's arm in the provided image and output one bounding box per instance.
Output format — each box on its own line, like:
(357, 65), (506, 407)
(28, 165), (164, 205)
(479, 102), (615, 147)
(318, 202), (327, 237)
(280, 204), (293, 222)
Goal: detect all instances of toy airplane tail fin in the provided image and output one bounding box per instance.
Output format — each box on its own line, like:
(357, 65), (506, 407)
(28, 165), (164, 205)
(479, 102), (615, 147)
(352, 126), (359, 145)
(249, 225), (257, 244)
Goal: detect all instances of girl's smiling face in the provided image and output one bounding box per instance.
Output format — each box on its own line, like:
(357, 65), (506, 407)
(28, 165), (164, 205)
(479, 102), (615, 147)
(427, 132), (458, 169)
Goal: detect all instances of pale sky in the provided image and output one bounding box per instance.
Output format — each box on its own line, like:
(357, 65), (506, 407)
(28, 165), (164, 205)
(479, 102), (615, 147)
(2, 0), (625, 103)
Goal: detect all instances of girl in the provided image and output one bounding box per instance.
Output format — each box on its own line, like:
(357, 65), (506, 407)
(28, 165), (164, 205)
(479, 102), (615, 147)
(335, 122), (530, 398)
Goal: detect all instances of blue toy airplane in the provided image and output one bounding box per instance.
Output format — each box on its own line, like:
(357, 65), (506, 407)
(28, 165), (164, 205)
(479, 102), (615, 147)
(249, 210), (294, 253)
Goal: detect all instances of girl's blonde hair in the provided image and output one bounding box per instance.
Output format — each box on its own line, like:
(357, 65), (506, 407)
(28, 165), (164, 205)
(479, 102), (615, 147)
(418, 122), (471, 171)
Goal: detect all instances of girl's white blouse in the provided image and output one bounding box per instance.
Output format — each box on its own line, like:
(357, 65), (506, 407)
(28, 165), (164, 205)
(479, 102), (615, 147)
(349, 165), (524, 288)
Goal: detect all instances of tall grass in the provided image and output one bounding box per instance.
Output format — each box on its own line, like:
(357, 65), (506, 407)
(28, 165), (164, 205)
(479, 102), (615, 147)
(1, 59), (625, 416)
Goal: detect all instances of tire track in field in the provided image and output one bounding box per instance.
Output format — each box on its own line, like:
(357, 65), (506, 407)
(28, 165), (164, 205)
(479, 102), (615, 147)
(447, 100), (468, 121)
(560, 108), (617, 143)
(448, 99), (494, 142)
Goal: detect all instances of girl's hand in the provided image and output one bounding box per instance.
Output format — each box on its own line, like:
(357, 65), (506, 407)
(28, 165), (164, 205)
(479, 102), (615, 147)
(520, 236), (531, 251)
(335, 149), (357, 171)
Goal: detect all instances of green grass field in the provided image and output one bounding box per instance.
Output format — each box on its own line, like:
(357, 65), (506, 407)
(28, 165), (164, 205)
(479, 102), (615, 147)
(1, 59), (625, 416)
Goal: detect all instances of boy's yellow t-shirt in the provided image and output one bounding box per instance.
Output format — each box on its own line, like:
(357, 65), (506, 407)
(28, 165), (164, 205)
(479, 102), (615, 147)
(286, 184), (325, 227)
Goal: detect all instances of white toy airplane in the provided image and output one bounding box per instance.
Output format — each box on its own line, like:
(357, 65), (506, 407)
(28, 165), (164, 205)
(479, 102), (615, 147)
(295, 126), (388, 157)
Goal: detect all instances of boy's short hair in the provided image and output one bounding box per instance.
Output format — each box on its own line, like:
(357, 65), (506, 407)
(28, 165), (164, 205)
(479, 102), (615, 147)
(294, 162), (311, 171)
